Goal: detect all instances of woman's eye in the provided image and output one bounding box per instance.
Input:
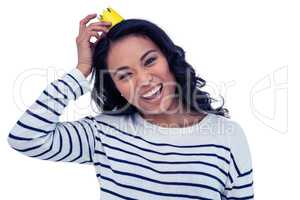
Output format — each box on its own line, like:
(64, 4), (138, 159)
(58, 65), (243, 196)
(144, 57), (157, 66)
(119, 73), (131, 80)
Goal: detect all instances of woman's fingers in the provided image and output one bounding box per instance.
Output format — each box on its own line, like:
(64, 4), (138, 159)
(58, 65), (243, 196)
(84, 22), (111, 41)
(77, 24), (109, 43)
(89, 31), (101, 40)
(79, 13), (97, 33)
(90, 21), (112, 27)
(87, 24), (110, 32)
(86, 22), (111, 34)
(80, 13), (97, 27)
(79, 14), (112, 33)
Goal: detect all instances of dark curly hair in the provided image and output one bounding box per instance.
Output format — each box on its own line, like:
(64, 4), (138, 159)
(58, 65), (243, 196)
(90, 18), (230, 118)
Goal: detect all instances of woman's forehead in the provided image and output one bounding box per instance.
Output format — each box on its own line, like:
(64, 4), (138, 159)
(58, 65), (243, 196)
(107, 35), (159, 69)
(110, 35), (157, 55)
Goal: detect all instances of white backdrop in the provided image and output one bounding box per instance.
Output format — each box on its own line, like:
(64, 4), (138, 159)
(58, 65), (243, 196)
(0, 0), (298, 199)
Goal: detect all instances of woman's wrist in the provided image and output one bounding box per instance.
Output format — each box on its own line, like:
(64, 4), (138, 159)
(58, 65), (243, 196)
(76, 64), (92, 78)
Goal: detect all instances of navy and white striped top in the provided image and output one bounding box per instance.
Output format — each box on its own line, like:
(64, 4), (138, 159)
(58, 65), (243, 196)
(7, 68), (254, 199)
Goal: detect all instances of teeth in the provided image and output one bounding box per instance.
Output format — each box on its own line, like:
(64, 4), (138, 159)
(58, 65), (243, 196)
(142, 84), (162, 98)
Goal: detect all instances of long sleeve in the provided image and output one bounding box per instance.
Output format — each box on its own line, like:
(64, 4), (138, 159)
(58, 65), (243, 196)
(7, 68), (98, 165)
(222, 122), (254, 199)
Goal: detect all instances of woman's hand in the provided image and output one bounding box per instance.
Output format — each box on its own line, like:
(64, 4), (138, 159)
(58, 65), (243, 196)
(76, 13), (111, 77)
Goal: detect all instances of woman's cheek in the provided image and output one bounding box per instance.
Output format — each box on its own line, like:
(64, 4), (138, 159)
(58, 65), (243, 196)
(119, 83), (136, 103)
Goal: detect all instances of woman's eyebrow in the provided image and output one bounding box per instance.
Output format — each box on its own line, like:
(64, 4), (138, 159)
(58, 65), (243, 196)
(112, 49), (157, 77)
(112, 66), (130, 77)
(140, 49), (157, 61)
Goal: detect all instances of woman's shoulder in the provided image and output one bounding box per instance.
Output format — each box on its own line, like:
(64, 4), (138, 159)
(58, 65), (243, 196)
(208, 112), (242, 127)
(207, 113), (247, 140)
(209, 113), (250, 151)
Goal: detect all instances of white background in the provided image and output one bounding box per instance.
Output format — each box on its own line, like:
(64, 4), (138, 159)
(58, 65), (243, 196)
(0, 0), (298, 199)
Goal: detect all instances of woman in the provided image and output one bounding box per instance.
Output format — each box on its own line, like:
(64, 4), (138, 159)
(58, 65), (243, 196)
(8, 13), (254, 199)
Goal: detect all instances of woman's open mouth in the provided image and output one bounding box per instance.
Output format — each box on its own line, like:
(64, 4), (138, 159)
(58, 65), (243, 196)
(140, 83), (163, 102)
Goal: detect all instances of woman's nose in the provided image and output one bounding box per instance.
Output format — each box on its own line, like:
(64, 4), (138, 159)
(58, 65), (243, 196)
(138, 72), (153, 86)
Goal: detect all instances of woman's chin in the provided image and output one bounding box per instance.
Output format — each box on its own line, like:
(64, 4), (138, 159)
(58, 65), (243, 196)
(137, 102), (178, 115)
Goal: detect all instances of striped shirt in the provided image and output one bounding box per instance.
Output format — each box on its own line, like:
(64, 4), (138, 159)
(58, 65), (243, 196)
(7, 68), (254, 199)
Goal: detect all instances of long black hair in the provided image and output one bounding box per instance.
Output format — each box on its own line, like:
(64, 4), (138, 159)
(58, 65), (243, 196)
(91, 18), (230, 118)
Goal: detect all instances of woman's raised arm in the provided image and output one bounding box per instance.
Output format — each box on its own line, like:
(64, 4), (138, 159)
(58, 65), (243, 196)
(7, 14), (111, 165)
(7, 67), (97, 164)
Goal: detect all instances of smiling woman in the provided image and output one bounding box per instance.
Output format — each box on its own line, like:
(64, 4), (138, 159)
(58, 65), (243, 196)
(91, 19), (230, 120)
(106, 35), (178, 116)
(7, 14), (254, 200)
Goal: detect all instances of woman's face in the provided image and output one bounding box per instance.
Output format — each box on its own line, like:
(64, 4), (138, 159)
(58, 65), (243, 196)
(107, 34), (178, 114)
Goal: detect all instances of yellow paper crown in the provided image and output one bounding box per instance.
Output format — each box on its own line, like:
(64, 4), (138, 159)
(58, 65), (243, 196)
(98, 7), (124, 29)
